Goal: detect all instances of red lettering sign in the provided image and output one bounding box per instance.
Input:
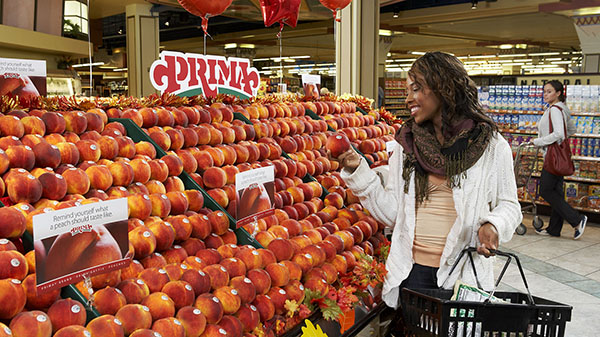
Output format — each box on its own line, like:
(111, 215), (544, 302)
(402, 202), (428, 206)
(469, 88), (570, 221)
(150, 51), (260, 99)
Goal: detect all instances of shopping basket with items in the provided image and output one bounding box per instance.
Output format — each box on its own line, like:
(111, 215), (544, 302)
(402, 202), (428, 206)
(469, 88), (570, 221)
(401, 247), (572, 337)
(513, 142), (544, 235)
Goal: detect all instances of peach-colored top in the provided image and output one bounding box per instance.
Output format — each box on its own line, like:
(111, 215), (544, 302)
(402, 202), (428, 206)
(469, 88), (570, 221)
(413, 178), (457, 268)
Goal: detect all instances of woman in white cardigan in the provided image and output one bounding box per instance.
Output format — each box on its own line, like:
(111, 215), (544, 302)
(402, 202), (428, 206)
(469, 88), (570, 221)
(336, 52), (522, 308)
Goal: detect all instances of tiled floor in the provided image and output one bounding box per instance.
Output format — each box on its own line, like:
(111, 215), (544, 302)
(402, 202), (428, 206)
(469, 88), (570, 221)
(494, 214), (600, 337)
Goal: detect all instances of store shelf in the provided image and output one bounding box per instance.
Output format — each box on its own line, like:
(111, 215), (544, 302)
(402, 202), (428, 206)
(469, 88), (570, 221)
(500, 129), (537, 135)
(531, 173), (600, 184)
(572, 155), (600, 162)
(488, 109), (543, 115)
(573, 133), (600, 139)
(571, 112), (600, 117)
(520, 199), (600, 214)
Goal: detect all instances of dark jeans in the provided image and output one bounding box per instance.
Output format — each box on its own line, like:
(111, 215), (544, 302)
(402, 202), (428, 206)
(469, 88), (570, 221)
(539, 168), (582, 236)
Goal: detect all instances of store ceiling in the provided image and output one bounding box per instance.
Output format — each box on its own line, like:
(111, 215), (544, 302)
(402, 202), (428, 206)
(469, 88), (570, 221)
(92, 0), (594, 65)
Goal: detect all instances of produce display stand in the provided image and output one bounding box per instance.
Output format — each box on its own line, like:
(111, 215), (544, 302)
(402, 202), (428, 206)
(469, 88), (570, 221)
(0, 97), (392, 335)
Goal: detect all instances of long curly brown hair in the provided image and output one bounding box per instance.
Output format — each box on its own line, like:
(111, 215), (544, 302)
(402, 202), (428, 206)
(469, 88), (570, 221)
(408, 52), (497, 138)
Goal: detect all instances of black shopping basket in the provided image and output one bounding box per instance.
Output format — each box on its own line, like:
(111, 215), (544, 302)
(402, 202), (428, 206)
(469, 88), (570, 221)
(401, 248), (572, 337)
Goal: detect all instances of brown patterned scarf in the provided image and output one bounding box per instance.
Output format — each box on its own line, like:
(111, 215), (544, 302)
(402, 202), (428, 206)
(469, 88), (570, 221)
(396, 117), (493, 205)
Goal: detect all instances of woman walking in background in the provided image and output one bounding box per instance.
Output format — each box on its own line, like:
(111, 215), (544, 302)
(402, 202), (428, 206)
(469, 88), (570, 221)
(533, 80), (587, 239)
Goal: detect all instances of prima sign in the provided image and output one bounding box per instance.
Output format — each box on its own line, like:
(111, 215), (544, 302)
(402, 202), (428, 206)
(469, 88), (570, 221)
(150, 51), (260, 99)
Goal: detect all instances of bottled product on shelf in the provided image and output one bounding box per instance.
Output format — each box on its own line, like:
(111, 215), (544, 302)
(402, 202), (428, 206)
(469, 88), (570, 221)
(480, 84), (600, 215)
(383, 78), (408, 117)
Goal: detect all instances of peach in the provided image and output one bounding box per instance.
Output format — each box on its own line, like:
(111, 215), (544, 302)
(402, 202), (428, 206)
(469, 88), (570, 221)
(193, 293), (224, 324)
(7, 172), (42, 206)
(86, 314), (125, 337)
(129, 225), (157, 259)
(60, 167), (91, 195)
(54, 326), (91, 337)
(116, 136), (136, 159)
(0, 250), (27, 281)
(47, 298), (87, 332)
(153, 317), (186, 337)
(97, 136), (119, 160)
(219, 257), (246, 278)
(141, 292), (175, 321)
(188, 214), (211, 240)
(168, 215), (193, 242)
(149, 193), (171, 218)
(32, 142), (60, 169)
(229, 276), (256, 305)
(166, 191), (189, 215)
(218, 315), (243, 337)
(141, 252), (168, 269)
(165, 175), (185, 192)
(6, 145), (35, 171)
(0, 279), (27, 319)
(251, 294), (275, 322)
(266, 238), (294, 262)
(202, 264), (230, 290)
(162, 245), (189, 264)
(258, 248), (277, 267)
(176, 306), (207, 337)
(130, 158), (152, 184)
(162, 154), (184, 177)
(246, 269), (271, 295)
(108, 161), (134, 186)
(116, 278), (150, 304)
(203, 167), (227, 189)
(120, 259), (144, 280)
(138, 268), (170, 293)
(0, 207), (26, 239)
(135, 141), (157, 159)
(184, 190), (204, 212)
(234, 248), (262, 271)
(149, 159), (169, 182)
(213, 286), (241, 315)
(284, 279), (305, 303)
(9, 310), (52, 337)
(21, 115), (46, 135)
(291, 253), (313, 274)
(22, 273), (59, 310)
(255, 231), (276, 248)
(162, 280), (196, 310)
(146, 220), (176, 253)
(0, 238), (16, 252)
(90, 269), (122, 289)
(85, 165), (113, 191)
(76, 139), (101, 162)
(181, 269), (211, 297)
(93, 286), (127, 315)
(164, 263), (187, 281)
(195, 248), (222, 266)
(265, 263), (290, 287)
(266, 287), (287, 315)
(114, 304), (152, 335)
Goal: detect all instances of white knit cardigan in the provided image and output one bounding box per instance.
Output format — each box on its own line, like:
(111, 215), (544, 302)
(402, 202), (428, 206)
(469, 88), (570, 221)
(340, 133), (522, 308)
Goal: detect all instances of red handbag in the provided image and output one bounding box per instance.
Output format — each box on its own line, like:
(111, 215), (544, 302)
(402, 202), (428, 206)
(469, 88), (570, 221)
(543, 105), (574, 176)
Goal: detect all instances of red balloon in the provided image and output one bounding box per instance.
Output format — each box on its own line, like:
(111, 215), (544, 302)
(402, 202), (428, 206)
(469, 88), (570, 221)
(319, 0), (352, 21)
(178, 0), (233, 34)
(260, 0), (301, 28)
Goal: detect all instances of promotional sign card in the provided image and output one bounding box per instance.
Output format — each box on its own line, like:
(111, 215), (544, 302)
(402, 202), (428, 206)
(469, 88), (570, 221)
(302, 74), (321, 99)
(0, 57), (46, 97)
(33, 198), (129, 293)
(235, 166), (275, 227)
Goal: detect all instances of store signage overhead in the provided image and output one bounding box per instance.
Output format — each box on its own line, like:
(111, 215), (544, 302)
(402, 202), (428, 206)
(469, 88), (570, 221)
(150, 51), (260, 99)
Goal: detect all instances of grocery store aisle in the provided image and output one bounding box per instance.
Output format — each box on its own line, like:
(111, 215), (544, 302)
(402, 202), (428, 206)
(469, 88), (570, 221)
(496, 214), (600, 337)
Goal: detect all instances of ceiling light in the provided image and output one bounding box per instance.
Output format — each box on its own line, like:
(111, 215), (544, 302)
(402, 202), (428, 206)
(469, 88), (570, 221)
(253, 58), (269, 61)
(529, 52), (560, 56)
(379, 29), (392, 36)
(393, 10), (399, 18)
(498, 54), (526, 58)
(499, 44), (513, 49)
(240, 44), (255, 49)
(290, 55), (310, 59)
(515, 44), (528, 49)
(410, 51), (426, 55)
(165, 21), (169, 27)
(224, 43), (238, 49)
(471, 0), (477, 10)
(72, 62), (104, 68)
(113, 68), (127, 72)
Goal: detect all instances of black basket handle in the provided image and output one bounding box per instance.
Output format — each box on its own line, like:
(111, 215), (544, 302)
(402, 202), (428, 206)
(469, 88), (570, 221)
(447, 247), (535, 305)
